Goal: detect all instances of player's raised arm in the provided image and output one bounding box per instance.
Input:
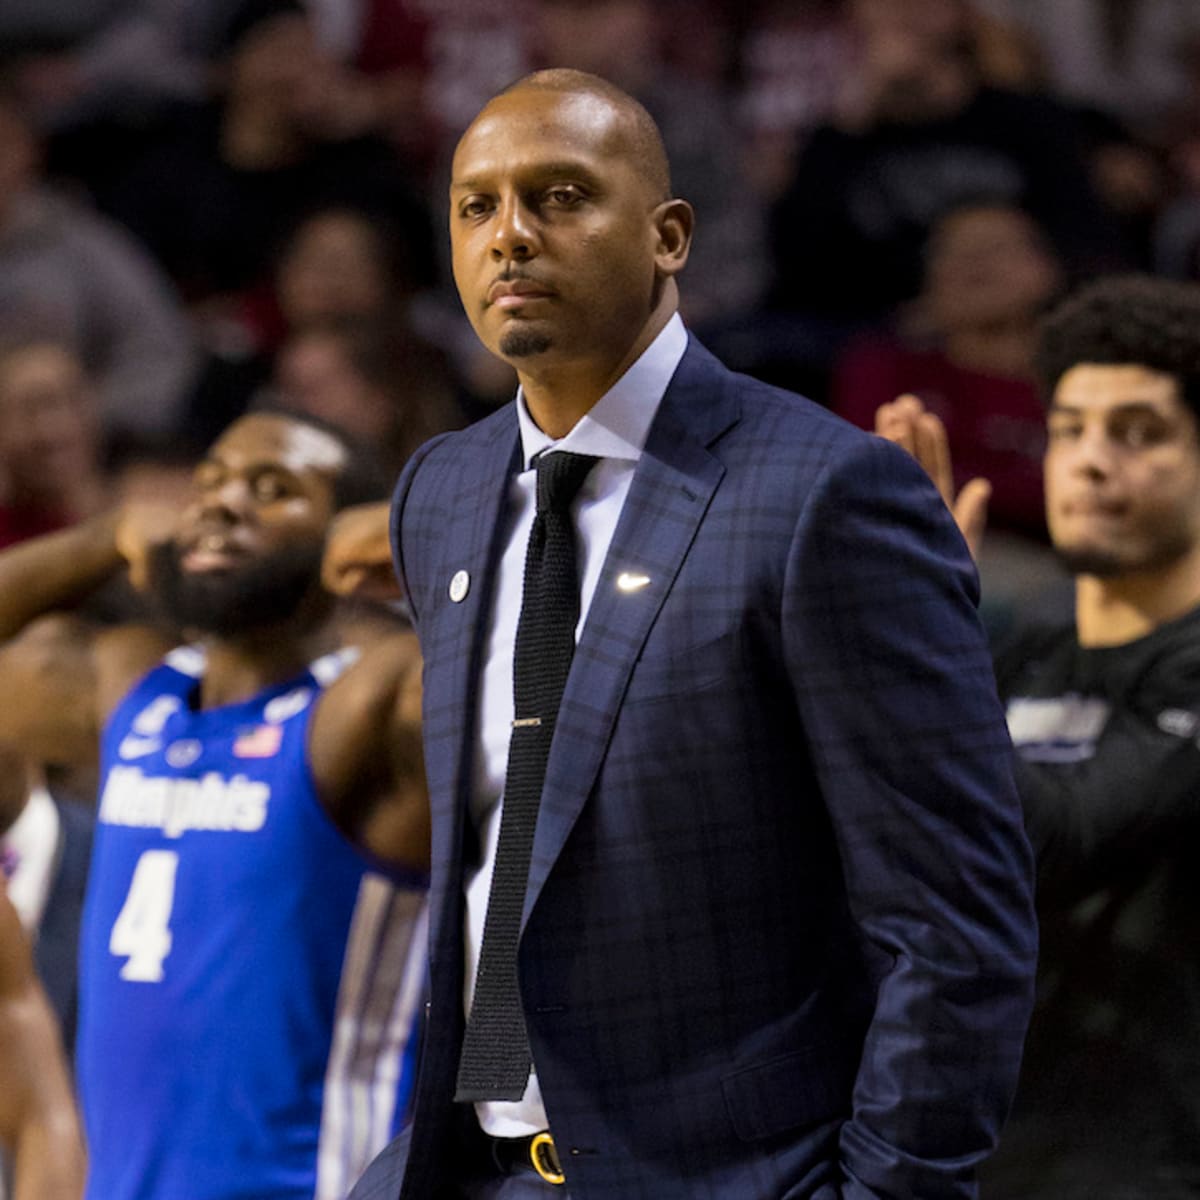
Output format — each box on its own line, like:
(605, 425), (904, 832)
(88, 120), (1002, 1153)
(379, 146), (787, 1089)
(322, 501), (401, 605)
(314, 499), (429, 870)
(309, 629), (430, 873)
(0, 507), (177, 764)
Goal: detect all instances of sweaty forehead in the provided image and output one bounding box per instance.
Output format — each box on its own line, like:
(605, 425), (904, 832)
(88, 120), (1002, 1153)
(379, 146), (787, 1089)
(453, 88), (637, 182)
(210, 414), (346, 476)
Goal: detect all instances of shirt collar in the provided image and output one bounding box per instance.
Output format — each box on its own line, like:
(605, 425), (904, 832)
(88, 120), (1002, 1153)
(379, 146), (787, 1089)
(515, 313), (687, 469)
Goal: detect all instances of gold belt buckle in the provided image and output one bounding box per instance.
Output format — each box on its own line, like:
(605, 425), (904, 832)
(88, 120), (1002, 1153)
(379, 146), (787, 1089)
(529, 1131), (566, 1186)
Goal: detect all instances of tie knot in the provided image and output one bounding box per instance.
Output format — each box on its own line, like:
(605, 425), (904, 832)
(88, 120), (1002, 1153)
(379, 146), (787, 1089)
(535, 451), (599, 515)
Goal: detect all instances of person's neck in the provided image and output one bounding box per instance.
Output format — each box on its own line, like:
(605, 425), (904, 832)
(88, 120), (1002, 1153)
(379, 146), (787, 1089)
(518, 302), (675, 440)
(198, 622), (334, 709)
(944, 319), (1037, 379)
(1075, 551), (1200, 647)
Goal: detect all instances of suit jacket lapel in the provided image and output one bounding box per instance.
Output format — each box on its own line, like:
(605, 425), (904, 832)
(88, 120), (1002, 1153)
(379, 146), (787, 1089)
(523, 340), (741, 922)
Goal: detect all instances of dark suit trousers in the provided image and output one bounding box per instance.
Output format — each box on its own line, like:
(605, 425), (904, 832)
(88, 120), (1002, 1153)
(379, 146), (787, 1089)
(348, 1122), (569, 1200)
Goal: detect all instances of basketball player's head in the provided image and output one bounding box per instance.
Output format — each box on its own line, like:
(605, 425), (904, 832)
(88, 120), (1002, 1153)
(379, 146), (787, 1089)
(148, 410), (384, 638)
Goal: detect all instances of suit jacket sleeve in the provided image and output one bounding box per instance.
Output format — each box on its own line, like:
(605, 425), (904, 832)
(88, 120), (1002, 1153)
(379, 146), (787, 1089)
(784, 433), (1037, 1199)
(389, 431), (455, 625)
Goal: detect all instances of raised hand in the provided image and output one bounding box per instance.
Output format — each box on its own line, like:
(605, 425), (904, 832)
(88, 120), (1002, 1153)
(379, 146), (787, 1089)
(322, 502), (401, 602)
(114, 502), (181, 593)
(875, 394), (991, 559)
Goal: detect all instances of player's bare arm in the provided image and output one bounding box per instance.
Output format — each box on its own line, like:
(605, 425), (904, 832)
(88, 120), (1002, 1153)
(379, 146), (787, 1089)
(0, 508), (178, 766)
(0, 886), (86, 1200)
(310, 618), (429, 872)
(313, 500), (429, 870)
(321, 501), (400, 605)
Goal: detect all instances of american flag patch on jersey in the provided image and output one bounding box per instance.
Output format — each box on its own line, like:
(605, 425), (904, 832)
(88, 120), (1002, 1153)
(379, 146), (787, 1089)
(233, 725), (284, 758)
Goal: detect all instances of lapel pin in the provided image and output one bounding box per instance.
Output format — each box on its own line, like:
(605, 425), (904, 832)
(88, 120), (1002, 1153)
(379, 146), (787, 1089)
(616, 571), (652, 593)
(449, 570), (470, 602)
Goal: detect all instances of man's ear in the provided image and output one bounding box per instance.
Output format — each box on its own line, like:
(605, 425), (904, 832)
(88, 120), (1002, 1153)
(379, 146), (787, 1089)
(652, 198), (693, 277)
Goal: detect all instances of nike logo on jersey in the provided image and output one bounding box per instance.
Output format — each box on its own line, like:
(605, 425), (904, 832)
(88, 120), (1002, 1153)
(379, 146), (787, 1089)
(1156, 708), (1200, 739)
(131, 695), (183, 736)
(263, 687), (313, 724)
(118, 735), (162, 760)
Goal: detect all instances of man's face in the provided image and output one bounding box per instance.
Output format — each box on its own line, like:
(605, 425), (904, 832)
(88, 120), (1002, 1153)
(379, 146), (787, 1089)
(1045, 364), (1200, 576)
(449, 87), (667, 371)
(0, 343), (100, 506)
(925, 206), (1060, 332)
(276, 212), (390, 328)
(154, 413), (345, 636)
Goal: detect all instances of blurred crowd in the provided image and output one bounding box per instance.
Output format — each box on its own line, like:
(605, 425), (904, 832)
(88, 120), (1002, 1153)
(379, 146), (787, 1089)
(3, 1), (1200, 1196)
(3, 0), (1200, 583)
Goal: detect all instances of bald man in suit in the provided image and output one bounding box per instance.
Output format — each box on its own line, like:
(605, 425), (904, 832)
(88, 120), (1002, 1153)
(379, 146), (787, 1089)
(350, 68), (1037, 1200)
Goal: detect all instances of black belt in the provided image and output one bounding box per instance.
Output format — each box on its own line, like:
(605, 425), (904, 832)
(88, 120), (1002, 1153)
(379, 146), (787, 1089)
(488, 1131), (566, 1186)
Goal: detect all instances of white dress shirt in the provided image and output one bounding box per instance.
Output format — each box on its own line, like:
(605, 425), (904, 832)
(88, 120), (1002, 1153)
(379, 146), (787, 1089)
(465, 313), (688, 1137)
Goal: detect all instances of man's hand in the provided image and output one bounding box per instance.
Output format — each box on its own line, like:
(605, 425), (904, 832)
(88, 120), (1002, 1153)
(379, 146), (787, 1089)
(114, 502), (181, 593)
(875, 394), (991, 559)
(322, 502), (402, 603)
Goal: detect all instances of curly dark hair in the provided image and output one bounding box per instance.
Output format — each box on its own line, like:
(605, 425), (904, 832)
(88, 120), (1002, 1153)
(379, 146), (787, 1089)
(1034, 275), (1200, 417)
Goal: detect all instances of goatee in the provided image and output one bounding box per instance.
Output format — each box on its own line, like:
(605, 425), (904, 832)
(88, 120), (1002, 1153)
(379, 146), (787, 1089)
(500, 328), (552, 357)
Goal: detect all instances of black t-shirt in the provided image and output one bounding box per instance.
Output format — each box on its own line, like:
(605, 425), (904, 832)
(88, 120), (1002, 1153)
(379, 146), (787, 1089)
(984, 608), (1200, 1198)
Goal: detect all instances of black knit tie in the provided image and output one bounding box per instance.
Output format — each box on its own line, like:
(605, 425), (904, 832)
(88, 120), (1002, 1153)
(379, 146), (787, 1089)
(455, 450), (599, 1102)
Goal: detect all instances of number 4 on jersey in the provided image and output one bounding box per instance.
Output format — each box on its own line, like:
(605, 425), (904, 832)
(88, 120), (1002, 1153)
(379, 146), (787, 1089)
(109, 850), (179, 982)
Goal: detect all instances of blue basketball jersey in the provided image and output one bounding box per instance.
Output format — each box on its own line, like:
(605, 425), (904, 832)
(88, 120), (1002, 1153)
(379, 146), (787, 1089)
(78, 647), (425, 1200)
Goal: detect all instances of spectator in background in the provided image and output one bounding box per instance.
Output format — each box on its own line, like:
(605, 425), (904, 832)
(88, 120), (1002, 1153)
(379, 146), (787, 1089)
(879, 275), (1200, 1199)
(189, 203), (477, 445)
(834, 200), (1061, 547)
(529, 0), (767, 332)
(273, 205), (413, 336)
(268, 202), (512, 422)
(0, 882), (85, 1200)
(0, 87), (198, 441)
(1, 0), (279, 116)
(0, 740), (91, 1200)
(1, 0), (299, 135)
(0, 340), (111, 548)
(94, 8), (432, 310)
(0, 741), (93, 1063)
(270, 318), (464, 479)
(1152, 35), (1200, 285)
(335, 0), (509, 173)
(736, 0), (855, 203)
(973, 0), (1200, 136)
(965, 2), (1170, 270)
(768, 0), (1125, 341)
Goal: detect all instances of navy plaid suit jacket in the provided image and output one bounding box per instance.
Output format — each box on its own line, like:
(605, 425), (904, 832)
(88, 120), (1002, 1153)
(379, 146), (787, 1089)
(362, 338), (1036, 1199)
